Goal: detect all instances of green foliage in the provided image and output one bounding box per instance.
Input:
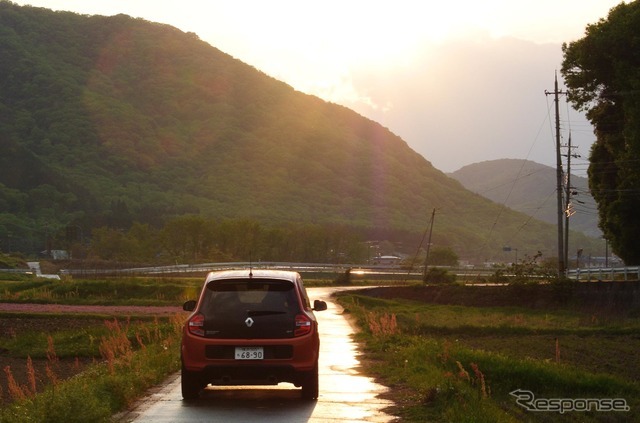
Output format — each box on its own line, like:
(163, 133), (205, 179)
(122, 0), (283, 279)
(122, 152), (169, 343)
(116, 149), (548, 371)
(0, 319), (104, 358)
(81, 217), (368, 264)
(427, 246), (459, 266)
(423, 267), (456, 284)
(0, 2), (601, 263)
(334, 268), (353, 285)
(510, 251), (555, 284)
(488, 251), (557, 285)
(0, 252), (25, 269)
(562, 1), (640, 264)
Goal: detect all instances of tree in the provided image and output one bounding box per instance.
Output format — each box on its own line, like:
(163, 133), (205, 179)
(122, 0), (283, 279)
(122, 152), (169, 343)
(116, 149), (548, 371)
(561, 1), (640, 264)
(161, 215), (214, 262)
(89, 227), (137, 261)
(426, 246), (459, 266)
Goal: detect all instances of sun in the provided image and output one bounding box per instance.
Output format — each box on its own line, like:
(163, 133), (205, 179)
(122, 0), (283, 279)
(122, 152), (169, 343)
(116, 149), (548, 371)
(191, 2), (480, 70)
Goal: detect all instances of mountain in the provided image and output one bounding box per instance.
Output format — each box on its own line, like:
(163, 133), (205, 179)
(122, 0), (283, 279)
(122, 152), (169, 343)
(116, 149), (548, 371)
(0, 2), (602, 262)
(449, 159), (601, 238)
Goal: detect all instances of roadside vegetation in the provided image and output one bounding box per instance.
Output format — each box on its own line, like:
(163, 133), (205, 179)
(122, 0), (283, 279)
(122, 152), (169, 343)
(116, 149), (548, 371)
(0, 313), (182, 422)
(336, 289), (639, 422)
(0, 275), (197, 421)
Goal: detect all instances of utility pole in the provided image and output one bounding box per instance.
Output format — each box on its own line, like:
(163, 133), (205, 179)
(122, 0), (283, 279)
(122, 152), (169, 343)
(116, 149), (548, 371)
(563, 134), (579, 269)
(422, 208), (436, 280)
(545, 73), (567, 277)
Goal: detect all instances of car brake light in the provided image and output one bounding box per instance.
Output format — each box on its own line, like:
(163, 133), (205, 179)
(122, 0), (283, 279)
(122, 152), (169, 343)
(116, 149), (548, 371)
(187, 313), (205, 337)
(294, 313), (312, 337)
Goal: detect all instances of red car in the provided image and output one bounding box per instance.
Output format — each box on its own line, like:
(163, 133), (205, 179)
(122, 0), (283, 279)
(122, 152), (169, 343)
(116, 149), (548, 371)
(181, 269), (327, 400)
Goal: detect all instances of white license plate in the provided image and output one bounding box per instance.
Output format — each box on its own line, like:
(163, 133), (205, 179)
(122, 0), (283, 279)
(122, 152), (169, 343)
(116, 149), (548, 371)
(235, 347), (264, 360)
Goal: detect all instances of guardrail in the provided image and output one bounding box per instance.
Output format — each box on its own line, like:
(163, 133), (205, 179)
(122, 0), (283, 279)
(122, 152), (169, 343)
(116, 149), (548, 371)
(567, 266), (640, 281)
(58, 262), (418, 278)
(59, 262), (334, 276)
(11, 262), (636, 281)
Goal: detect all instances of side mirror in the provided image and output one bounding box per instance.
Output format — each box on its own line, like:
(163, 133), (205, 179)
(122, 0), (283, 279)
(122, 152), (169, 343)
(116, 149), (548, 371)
(313, 300), (327, 311)
(183, 300), (197, 312)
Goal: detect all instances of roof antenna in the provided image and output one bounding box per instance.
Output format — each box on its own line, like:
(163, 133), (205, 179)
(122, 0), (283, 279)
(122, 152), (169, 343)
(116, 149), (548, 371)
(249, 251), (253, 278)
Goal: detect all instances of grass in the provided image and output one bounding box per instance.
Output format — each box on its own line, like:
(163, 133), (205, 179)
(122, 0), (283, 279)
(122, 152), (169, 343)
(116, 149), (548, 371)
(0, 314), (167, 359)
(337, 292), (640, 422)
(0, 313), (183, 422)
(0, 274), (408, 306)
(0, 277), (203, 305)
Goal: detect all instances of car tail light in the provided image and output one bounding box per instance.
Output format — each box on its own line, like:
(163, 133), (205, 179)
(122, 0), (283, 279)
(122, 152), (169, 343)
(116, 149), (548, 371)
(187, 313), (205, 337)
(294, 313), (312, 337)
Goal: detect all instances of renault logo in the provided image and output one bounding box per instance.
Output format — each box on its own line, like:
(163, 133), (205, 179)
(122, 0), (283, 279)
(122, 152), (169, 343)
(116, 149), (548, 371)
(244, 317), (254, 327)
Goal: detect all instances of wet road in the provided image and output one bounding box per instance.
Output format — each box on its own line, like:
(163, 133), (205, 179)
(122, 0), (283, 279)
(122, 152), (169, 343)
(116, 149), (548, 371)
(116, 287), (396, 422)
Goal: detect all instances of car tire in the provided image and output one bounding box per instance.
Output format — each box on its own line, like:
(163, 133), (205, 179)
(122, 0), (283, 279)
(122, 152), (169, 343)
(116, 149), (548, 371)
(181, 360), (202, 400)
(301, 362), (319, 400)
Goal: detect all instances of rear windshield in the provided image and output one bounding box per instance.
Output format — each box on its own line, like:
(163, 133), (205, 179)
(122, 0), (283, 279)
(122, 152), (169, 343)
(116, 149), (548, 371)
(201, 278), (298, 316)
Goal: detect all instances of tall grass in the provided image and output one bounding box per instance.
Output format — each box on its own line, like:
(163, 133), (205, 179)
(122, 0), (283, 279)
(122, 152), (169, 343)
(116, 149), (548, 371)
(0, 314), (183, 422)
(0, 316), (165, 359)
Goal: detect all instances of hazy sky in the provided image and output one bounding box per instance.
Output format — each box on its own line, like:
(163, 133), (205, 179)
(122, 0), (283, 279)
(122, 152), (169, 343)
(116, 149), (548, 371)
(14, 1), (624, 174)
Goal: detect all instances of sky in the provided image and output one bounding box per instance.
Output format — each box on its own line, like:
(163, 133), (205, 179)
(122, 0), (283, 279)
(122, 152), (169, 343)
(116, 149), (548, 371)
(14, 0), (625, 174)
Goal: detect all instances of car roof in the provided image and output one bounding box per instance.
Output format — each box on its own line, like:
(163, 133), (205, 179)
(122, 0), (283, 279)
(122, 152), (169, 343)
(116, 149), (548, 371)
(204, 269), (300, 283)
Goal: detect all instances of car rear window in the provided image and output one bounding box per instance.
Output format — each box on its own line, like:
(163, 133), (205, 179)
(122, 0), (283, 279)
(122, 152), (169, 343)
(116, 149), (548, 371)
(202, 278), (298, 315)
(199, 278), (300, 339)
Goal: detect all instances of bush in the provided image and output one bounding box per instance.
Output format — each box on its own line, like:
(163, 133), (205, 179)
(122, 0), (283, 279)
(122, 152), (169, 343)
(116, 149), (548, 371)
(423, 267), (456, 284)
(334, 268), (352, 285)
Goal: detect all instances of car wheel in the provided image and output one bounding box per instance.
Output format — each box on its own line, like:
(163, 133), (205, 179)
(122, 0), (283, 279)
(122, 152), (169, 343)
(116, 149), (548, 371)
(181, 361), (202, 400)
(301, 362), (319, 400)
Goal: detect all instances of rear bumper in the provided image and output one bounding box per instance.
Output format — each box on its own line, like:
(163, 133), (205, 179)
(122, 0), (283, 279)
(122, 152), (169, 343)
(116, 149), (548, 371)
(198, 364), (303, 386)
(181, 328), (320, 379)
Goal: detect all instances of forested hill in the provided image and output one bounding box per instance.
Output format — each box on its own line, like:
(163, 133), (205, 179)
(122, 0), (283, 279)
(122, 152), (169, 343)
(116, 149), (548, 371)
(0, 2), (600, 261)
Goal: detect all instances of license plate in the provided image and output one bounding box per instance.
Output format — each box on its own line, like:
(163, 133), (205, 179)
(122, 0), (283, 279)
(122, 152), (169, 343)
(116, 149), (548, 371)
(235, 347), (264, 360)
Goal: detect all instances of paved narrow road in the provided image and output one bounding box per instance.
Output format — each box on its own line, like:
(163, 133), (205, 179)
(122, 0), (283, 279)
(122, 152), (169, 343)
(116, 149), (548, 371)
(116, 287), (396, 422)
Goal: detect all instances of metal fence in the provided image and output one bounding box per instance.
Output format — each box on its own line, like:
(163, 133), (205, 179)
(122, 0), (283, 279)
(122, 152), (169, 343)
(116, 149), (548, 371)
(567, 266), (640, 281)
(57, 262), (417, 278)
